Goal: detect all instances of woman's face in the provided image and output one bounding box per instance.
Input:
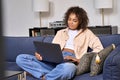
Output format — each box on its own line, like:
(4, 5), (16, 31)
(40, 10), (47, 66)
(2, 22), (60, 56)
(67, 13), (79, 30)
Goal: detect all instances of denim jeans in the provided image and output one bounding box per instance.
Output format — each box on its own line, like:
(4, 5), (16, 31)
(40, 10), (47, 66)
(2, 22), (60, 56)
(16, 51), (77, 80)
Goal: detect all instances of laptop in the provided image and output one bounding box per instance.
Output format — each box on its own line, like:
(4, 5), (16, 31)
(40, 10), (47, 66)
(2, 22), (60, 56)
(33, 41), (65, 64)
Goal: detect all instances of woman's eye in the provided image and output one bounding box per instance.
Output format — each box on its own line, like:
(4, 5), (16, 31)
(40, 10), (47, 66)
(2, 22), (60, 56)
(73, 20), (78, 22)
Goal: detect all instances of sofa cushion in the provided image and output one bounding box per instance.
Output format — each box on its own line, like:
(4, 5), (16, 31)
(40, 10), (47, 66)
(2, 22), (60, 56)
(74, 73), (103, 80)
(43, 35), (54, 43)
(99, 34), (120, 48)
(4, 36), (45, 62)
(5, 62), (23, 71)
(90, 44), (115, 76)
(76, 52), (95, 75)
(103, 45), (120, 80)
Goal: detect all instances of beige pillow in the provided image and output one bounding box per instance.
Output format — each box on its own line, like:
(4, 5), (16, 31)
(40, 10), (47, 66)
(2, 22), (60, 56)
(90, 44), (115, 76)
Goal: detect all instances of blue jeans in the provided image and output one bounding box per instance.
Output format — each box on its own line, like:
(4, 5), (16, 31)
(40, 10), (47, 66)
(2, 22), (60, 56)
(16, 51), (77, 80)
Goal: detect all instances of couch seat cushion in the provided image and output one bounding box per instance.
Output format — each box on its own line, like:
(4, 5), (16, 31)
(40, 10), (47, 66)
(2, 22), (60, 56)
(5, 62), (23, 71)
(74, 73), (103, 80)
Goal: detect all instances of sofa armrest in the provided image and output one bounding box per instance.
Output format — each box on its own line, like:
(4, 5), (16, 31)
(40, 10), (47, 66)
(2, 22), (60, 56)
(103, 45), (120, 80)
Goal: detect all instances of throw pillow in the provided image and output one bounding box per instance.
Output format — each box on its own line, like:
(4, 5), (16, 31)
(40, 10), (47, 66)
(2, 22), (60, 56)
(76, 52), (96, 75)
(90, 44), (115, 76)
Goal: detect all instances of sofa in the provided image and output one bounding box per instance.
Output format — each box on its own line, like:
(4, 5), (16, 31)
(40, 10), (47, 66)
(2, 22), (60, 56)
(4, 34), (120, 80)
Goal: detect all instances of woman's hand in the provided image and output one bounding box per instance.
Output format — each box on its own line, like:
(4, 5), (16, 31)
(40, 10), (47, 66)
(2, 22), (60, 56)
(64, 56), (80, 64)
(35, 52), (42, 61)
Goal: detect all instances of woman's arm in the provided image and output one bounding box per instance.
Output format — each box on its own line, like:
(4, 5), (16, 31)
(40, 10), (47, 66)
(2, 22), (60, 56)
(88, 30), (103, 52)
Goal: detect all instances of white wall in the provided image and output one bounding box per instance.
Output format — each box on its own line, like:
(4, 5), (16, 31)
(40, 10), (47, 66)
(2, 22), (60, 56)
(2, 0), (120, 36)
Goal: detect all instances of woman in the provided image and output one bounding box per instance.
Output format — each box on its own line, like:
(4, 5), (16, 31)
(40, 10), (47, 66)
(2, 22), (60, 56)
(16, 6), (103, 80)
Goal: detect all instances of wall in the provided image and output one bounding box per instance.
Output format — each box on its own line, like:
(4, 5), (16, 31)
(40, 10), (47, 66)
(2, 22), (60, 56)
(2, 0), (120, 36)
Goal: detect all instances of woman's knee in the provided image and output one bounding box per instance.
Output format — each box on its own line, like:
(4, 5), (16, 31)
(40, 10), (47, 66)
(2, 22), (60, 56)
(60, 63), (77, 79)
(16, 54), (28, 65)
(65, 63), (76, 71)
(59, 63), (77, 73)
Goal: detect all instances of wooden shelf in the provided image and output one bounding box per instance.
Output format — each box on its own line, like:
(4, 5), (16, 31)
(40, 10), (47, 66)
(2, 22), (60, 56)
(29, 27), (65, 37)
(29, 26), (118, 37)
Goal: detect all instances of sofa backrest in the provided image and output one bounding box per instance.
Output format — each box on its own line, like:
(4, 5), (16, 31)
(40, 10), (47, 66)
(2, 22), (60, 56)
(87, 34), (120, 52)
(3, 34), (120, 62)
(99, 34), (120, 48)
(43, 36), (54, 43)
(3, 36), (45, 62)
